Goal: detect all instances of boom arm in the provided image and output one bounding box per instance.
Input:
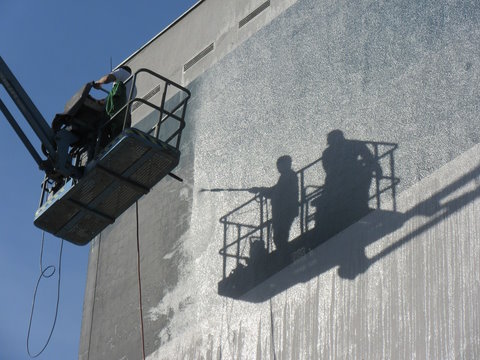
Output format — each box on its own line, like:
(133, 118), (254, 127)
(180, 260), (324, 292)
(0, 56), (56, 167)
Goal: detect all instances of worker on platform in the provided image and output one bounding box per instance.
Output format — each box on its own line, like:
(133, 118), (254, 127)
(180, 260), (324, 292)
(93, 65), (136, 105)
(93, 65), (137, 144)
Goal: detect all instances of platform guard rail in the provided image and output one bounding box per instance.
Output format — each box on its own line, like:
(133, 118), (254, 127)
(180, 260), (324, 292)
(38, 68), (191, 209)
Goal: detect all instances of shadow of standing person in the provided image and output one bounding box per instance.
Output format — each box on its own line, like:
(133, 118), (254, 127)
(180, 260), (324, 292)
(249, 155), (299, 259)
(313, 130), (383, 246)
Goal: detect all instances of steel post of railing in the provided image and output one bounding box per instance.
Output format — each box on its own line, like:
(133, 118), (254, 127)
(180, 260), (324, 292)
(390, 150), (397, 211)
(176, 100), (188, 149)
(236, 225), (241, 267)
(154, 84), (168, 139)
(374, 145), (381, 209)
(300, 171), (306, 234)
(223, 222), (227, 279)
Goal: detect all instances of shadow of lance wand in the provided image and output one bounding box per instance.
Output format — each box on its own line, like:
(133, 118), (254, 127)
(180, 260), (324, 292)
(199, 187), (263, 193)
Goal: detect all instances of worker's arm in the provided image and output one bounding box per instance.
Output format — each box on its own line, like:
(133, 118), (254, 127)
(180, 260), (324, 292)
(249, 186), (273, 198)
(93, 73), (116, 89)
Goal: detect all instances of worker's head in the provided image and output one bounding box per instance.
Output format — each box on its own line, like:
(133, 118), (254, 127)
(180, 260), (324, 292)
(327, 129), (345, 146)
(276, 155), (292, 173)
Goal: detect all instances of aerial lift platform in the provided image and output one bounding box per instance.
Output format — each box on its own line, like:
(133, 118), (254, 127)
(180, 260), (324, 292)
(0, 57), (190, 245)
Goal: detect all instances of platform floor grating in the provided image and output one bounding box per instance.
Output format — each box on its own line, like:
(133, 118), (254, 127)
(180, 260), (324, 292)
(34, 129), (180, 245)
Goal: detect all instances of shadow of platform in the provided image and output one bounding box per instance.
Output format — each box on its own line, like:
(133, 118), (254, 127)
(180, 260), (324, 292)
(214, 136), (400, 300)
(240, 162), (480, 303)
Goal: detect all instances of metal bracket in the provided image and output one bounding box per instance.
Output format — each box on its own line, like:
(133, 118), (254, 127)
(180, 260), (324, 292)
(168, 172), (183, 182)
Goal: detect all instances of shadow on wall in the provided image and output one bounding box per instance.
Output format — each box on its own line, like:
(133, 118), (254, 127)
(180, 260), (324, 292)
(243, 162), (480, 302)
(201, 130), (400, 301)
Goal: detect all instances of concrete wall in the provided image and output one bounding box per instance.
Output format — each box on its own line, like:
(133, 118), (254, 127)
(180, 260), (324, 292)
(124, 0), (299, 124)
(80, 0), (480, 359)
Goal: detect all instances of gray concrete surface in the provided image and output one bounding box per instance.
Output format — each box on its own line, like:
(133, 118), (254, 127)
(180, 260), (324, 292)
(124, 0), (299, 115)
(150, 141), (480, 360)
(80, 0), (480, 359)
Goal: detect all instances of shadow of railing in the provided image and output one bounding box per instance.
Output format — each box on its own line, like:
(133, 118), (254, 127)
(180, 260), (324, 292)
(300, 140), (399, 235)
(242, 163), (480, 302)
(215, 140), (399, 299)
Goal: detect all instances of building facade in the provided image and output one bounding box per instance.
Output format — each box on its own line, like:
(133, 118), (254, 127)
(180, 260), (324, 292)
(80, 0), (480, 358)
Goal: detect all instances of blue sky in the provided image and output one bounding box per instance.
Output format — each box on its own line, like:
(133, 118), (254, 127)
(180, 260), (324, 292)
(0, 1), (199, 358)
